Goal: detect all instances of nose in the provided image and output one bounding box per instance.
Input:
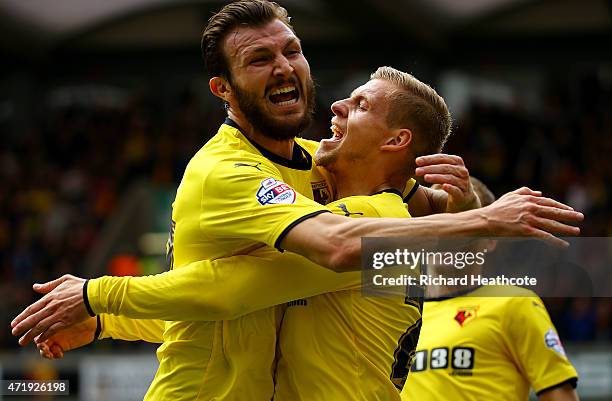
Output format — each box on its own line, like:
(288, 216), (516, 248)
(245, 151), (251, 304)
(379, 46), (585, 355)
(331, 99), (348, 118)
(273, 55), (294, 78)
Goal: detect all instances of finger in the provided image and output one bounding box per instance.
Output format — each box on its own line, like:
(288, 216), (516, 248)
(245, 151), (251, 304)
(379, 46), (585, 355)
(39, 348), (53, 359)
(11, 303), (55, 337)
(415, 164), (468, 178)
(33, 275), (69, 294)
(532, 196), (574, 211)
(422, 174), (468, 191)
(416, 154), (464, 166)
(529, 229), (570, 248)
(511, 187), (542, 196)
(17, 314), (59, 346)
(50, 344), (64, 359)
(440, 184), (464, 200)
(37, 342), (54, 359)
(535, 206), (584, 223)
(37, 321), (66, 344)
(529, 215), (581, 236)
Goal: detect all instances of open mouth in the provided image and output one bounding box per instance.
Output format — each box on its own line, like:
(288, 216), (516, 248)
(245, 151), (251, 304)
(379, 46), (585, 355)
(330, 124), (344, 141)
(268, 85), (300, 106)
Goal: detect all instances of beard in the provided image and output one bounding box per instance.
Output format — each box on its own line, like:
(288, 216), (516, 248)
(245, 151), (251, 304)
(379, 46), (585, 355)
(232, 76), (316, 141)
(314, 146), (338, 168)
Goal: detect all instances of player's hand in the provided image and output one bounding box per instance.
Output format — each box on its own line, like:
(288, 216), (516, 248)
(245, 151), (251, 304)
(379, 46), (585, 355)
(36, 317), (98, 359)
(481, 187), (583, 247)
(11, 274), (90, 346)
(415, 154), (479, 213)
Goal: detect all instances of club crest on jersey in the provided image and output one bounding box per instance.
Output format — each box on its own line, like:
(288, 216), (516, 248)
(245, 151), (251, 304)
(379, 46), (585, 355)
(311, 180), (331, 205)
(544, 328), (567, 357)
(454, 306), (479, 327)
(256, 178), (296, 205)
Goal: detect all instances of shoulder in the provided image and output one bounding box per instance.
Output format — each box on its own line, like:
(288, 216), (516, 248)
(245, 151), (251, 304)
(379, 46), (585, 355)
(295, 138), (320, 156)
(328, 196), (380, 218)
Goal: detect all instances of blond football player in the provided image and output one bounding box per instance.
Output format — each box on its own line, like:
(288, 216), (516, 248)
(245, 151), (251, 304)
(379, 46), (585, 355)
(12, 1), (583, 400)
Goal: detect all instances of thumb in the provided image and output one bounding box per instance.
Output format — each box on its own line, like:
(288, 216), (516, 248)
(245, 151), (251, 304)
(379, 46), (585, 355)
(33, 275), (69, 294)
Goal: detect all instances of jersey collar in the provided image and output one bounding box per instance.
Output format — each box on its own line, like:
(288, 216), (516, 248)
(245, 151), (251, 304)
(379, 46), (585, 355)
(224, 118), (312, 171)
(372, 188), (404, 198)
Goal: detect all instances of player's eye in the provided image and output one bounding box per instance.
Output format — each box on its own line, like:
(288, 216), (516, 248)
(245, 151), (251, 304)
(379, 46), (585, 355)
(250, 56), (270, 65)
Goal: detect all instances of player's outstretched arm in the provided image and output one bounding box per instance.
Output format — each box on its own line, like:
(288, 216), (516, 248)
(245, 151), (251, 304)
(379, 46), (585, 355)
(37, 315), (164, 359)
(11, 250), (360, 346)
(539, 383), (580, 401)
(87, 251), (358, 321)
(281, 187), (583, 272)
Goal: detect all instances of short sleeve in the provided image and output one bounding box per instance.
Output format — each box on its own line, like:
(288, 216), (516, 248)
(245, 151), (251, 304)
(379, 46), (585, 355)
(504, 296), (578, 394)
(199, 157), (329, 249)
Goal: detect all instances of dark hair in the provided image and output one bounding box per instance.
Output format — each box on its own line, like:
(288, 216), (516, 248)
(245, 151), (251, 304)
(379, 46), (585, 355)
(201, 0), (293, 80)
(370, 66), (452, 156)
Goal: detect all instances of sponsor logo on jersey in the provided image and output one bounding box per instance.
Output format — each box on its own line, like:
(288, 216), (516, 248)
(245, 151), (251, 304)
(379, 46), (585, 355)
(256, 178), (296, 205)
(311, 180), (331, 205)
(544, 328), (567, 357)
(454, 306), (479, 327)
(287, 299), (308, 307)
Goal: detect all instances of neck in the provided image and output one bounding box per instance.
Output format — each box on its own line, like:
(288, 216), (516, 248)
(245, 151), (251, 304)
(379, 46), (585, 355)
(228, 110), (294, 160)
(425, 265), (483, 298)
(331, 163), (408, 200)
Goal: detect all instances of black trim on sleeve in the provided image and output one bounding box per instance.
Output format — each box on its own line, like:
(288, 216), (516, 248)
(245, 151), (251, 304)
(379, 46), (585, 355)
(536, 377), (578, 396)
(83, 279), (96, 317)
(274, 210), (331, 251)
(93, 315), (102, 343)
(224, 118), (312, 170)
(403, 182), (420, 203)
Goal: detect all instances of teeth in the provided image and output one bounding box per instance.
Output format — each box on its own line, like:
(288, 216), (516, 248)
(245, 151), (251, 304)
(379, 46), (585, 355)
(270, 86), (296, 96)
(276, 98), (298, 106)
(331, 125), (343, 138)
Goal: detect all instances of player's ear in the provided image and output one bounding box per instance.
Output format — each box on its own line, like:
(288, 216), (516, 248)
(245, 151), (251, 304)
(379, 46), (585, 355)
(380, 128), (412, 152)
(209, 76), (232, 102)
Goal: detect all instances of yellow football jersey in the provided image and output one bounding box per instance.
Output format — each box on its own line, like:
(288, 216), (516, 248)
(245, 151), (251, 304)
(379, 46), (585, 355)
(146, 119), (331, 401)
(401, 286), (578, 401)
(274, 192), (423, 401)
(86, 118), (419, 401)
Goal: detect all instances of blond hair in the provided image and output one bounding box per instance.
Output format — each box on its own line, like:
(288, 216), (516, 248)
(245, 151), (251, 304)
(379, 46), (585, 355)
(370, 66), (451, 155)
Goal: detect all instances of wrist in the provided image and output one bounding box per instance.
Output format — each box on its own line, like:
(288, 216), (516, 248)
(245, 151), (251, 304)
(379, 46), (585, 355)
(462, 208), (491, 235)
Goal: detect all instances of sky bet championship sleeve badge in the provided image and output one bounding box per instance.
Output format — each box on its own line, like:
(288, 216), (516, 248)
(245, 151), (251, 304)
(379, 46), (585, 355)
(544, 328), (567, 357)
(256, 178), (297, 205)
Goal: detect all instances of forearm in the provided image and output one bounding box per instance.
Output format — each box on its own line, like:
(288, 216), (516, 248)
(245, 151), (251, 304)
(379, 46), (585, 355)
(282, 209), (489, 271)
(87, 252), (360, 321)
(87, 264), (232, 321)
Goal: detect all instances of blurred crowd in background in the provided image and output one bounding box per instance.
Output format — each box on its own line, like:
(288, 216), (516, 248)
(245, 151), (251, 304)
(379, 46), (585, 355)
(0, 66), (610, 350)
